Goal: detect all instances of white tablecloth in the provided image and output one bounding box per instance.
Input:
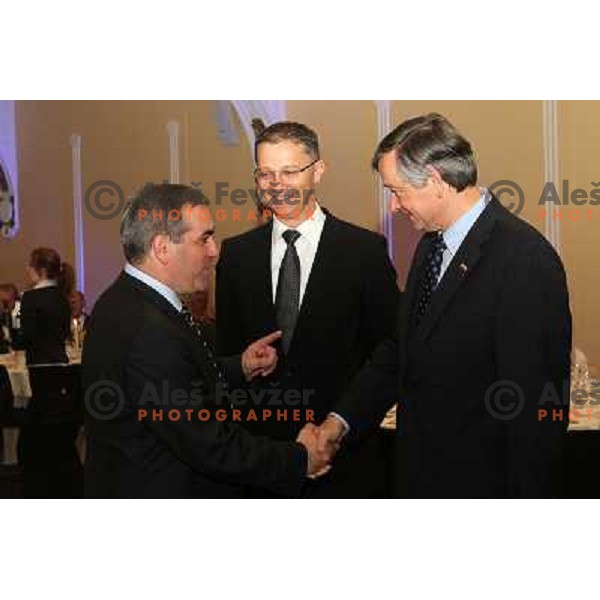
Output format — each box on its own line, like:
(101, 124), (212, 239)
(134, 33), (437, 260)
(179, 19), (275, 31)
(0, 352), (30, 408)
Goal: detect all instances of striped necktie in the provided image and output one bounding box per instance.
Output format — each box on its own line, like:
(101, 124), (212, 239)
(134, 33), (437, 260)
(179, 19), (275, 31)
(415, 232), (446, 325)
(275, 229), (301, 354)
(180, 305), (225, 385)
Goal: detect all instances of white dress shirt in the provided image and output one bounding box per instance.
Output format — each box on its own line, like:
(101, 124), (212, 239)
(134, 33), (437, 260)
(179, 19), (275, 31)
(438, 188), (491, 284)
(271, 203), (327, 305)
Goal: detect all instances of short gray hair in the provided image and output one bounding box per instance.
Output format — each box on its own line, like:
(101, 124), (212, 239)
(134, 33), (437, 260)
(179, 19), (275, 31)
(120, 183), (209, 265)
(372, 113), (477, 192)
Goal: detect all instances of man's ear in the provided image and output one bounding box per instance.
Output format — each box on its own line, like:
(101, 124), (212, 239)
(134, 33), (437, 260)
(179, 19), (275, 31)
(427, 166), (445, 197)
(150, 233), (171, 266)
(312, 159), (325, 185)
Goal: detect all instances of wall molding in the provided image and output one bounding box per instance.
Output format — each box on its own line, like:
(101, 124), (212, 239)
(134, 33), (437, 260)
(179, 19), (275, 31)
(374, 100), (394, 259)
(543, 100), (561, 255)
(166, 119), (181, 184)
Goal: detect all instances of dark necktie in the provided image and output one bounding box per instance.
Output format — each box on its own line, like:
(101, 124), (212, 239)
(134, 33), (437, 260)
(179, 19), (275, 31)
(180, 305), (225, 386)
(275, 229), (301, 354)
(415, 232), (446, 325)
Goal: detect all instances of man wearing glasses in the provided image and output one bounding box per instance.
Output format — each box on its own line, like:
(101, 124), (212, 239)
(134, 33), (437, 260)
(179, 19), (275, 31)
(216, 121), (399, 498)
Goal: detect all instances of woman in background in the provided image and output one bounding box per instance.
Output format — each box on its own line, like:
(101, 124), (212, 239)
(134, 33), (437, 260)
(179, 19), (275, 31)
(20, 248), (72, 365)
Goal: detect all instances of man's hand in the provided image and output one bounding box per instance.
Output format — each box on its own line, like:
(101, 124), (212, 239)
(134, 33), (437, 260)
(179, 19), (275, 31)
(296, 423), (339, 478)
(241, 330), (282, 380)
(315, 415), (346, 455)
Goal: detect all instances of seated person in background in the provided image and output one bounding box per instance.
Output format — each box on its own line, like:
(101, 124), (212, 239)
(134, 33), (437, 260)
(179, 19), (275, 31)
(69, 290), (88, 319)
(0, 308), (8, 353)
(0, 283), (21, 345)
(68, 290), (89, 352)
(19, 248), (72, 365)
(0, 283), (19, 317)
(69, 290), (89, 329)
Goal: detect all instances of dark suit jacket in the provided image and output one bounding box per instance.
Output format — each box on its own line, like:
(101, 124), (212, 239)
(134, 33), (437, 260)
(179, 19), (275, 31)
(217, 209), (399, 496)
(19, 287), (70, 365)
(83, 272), (307, 499)
(336, 197), (572, 498)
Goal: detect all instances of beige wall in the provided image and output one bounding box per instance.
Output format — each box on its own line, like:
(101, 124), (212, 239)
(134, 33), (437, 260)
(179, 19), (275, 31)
(1, 101), (75, 294)
(559, 101), (600, 369)
(1, 100), (598, 367)
(287, 101), (379, 230)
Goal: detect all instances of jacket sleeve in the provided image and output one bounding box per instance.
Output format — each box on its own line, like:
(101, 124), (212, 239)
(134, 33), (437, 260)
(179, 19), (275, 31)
(333, 324), (401, 440)
(126, 317), (308, 498)
(357, 234), (400, 351)
(333, 235), (401, 439)
(495, 239), (571, 497)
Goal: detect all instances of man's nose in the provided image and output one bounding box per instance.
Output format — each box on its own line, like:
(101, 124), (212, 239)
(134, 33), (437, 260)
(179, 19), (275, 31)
(389, 193), (401, 213)
(208, 238), (219, 258)
(269, 173), (284, 186)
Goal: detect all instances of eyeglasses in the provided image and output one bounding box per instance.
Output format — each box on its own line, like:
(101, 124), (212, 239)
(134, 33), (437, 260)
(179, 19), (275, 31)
(254, 158), (319, 183)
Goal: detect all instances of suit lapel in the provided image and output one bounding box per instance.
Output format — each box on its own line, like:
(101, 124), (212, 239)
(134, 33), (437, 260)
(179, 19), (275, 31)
(123, 272), (220, 384)
(297, 212), (335, 313)
(285, 212), (335, 358)
(253, 221), (279, 332)
(416, 197), (499, 343)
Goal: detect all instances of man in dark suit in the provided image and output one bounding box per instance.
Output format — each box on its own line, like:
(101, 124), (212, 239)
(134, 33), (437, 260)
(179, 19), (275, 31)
(83, 183), (332, 498)
(318, 113), (572, 498)
(216, 122), (399, 497)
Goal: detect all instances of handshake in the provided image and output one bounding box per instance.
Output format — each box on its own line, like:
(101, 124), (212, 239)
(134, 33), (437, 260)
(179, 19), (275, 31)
(296, 415), (346, 478)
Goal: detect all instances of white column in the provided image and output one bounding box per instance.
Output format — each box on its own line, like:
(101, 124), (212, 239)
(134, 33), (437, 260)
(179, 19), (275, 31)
(375, 100), (394, 259)
(70, 134), (85, 293)
(543, 100), (560, 255)
(166, 119), (181, 184)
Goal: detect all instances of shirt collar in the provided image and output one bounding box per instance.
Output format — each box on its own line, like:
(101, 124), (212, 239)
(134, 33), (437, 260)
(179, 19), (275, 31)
(442, 188), (491, 255)
(124, 263), (183, 312)
(272, 202), (326, 247)
(33, 279), (57, 290)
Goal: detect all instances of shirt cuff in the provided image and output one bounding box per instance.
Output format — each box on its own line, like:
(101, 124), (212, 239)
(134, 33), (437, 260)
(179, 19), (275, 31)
(328, 412), (350, 437)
